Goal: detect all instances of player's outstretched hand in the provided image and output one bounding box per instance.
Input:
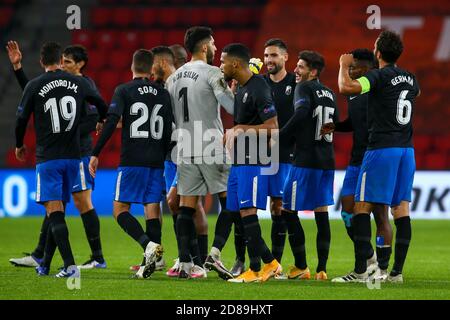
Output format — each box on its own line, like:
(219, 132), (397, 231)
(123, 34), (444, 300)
(6, 41), (22, 70)
(339, 54), (354, 67)
(321, 122), (335, 135)
(249, 57), (263, 75)
(15, 145), (27, 162)
(89, 156), (99, 178)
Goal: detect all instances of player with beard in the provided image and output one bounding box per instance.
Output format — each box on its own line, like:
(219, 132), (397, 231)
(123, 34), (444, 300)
(166, 27), (235, 279)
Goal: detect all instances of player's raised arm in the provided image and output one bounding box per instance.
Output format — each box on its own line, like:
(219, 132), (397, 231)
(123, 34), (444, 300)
(338, 54), (363, 95)
(6, 41), (29, 89)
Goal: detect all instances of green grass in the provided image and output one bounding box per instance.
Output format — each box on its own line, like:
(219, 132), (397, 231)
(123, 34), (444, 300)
(0, 216), (449, 300)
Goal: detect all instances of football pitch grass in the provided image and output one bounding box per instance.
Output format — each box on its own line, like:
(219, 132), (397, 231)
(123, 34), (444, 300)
(1, 216), (449, 300)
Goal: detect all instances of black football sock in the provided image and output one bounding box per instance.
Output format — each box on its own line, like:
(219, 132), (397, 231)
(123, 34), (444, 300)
(260, 239), (275, 264)
(198, 234), (208, 265)
(271, 214), (287, 263)
(49, 211), (75, 269)
(392, 216), (412, 275)
(176, 206), (196, 263)
(146, 218), (162, 244)
(341, 211), (354, 241)
(376, 234), (392, 270)
(81, 208), (104, 262)
(41, 221), (57, 269)
(352, 214), (372, 274)
(212, 197), (233, 251)
(189, 222), (202, 266)
(315, 212), (331, 273)
(242, 215), (264, 272)
(116, 211), (150, 250)
(232, 211), (246, 262)
(282, 210), (307, 269)
(31, 215), (50, 259)
(172, 213), (178, 235)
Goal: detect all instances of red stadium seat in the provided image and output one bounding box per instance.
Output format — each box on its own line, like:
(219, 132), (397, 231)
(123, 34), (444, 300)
(205, 7), (228, 27)
(142, 31), (163, 49)
(99, 150), (120, 168)
(118, 31), (140, 49)
(165, 30), (185, 46)
(186, 8), (206, 26)
(414, 135), (432, 153)
(335, 151), (349, 169)
(214, 29), (235, 50)
(424, 152), (447, 170)
(138, 8), (158, 27)
(236, 29), (257, 49)
(98, 31), (119, 50)
(109, 50), (132, 70)
(120, 70), (133, 83)
(432, 134), (450, 153)
(0, 8), (13, 27)
(158, 8), (182, 27)
(97, 70), (121, 93)
(112, 8), (134, 27)
(88, 50), (108, 70)
(91, 8), (111, 27)
(72, 30), (93, 49)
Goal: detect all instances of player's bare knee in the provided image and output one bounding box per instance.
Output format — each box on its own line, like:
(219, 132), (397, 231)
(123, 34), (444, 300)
(341, 195), (355, 213)
(354, 201), (373, 214)
(73, 191), (93, 214)
(270, 197), (283, 216)
(391, 201), (410, 219)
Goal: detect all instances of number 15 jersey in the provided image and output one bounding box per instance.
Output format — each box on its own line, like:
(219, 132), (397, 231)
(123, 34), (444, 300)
(165, 60), (234, 158)
(292, 79), (339, 170)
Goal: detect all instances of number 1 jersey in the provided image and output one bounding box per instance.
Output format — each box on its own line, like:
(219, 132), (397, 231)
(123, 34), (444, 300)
(165, 60), (234, 158)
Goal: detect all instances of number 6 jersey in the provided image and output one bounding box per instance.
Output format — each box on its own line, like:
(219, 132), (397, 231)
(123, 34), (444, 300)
(357, 64), (420, 150)
(15, 69), (108, 163)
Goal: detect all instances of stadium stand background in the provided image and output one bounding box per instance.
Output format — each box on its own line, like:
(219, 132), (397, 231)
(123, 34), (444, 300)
(1, 0), (449, 170)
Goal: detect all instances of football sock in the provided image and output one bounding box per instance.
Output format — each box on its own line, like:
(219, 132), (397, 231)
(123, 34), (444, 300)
(172, 213), (177, 235)
(341, 211), (354, 241)
(116, 211), (150, 250)
(282, 210), (307, 269)
(189, 221), (202, 266)
(271, 214), (287, 263)
(353, 213), (372, 274)
(81, 208), (104, 262)
(315, 212), (331, 273)
(376, 235), (392, 270)
(32, 215), (50, 259)
(49, 211), (75, 269)
(197, 234), (208, 265)
(211, 197), (233, 251)
(41, 220), (57, 269)
(176, 206), (196, 263)
(233, 211), (246, 262)
(146, 218), (162, 244)
(392, 216), (412, 275)
(242, 214), (263, 272)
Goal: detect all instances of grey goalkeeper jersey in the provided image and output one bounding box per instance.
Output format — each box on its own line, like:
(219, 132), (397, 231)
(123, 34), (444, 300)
(166, 60), (234, 158)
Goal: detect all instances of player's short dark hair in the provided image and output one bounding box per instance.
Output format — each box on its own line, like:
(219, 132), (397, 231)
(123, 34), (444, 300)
(298, 50), (325, 76)
(351, 48), (376, 67)
(132, 49), (154, 74)
(376, 30), (403, 63)
(222, 43), (251, 65)
(184, 26), (213, 54)
(40, 42), (62, 66)
(63, 45), (88, 70)
(151, 46), (175, 63)
(264, 38), (288, 51)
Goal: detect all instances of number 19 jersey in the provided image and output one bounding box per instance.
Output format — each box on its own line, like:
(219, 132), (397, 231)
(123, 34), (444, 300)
(165, 60), (234, 158)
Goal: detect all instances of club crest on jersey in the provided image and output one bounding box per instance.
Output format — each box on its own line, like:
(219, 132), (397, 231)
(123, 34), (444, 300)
(285, 85), (292, 95)
(243, 92), (248, 103)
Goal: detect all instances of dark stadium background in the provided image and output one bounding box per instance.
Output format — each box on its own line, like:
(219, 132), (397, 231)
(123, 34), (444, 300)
(0, 0), (449, 217)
